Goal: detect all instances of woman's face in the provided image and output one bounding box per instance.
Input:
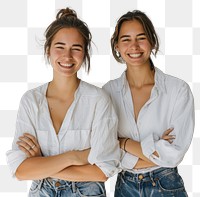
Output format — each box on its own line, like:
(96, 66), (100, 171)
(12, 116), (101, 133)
(116, 19), (152, 69)
(48, 28), (85, 78)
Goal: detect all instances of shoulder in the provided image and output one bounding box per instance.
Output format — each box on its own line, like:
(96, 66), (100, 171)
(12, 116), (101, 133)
(103, 76), (123, 95)
(164, 73), (191, 92)
(81, 81), (110, 101)
(20, 83), (47, 105)
(156, 69), (193, 100)
(155, 67), (191, 93)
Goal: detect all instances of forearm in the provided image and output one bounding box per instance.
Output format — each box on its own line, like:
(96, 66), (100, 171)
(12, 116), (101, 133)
(16, 152), (79, 180)
(134, 158), (157, 169)
(51, 164), (108, 182)
(124, 139), (156, 163)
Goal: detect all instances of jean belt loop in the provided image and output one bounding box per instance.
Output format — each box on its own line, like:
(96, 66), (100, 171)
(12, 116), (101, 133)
(38, 179), (44, 190)
(72, 182), (76, 193)
(149, 171), (156, 187)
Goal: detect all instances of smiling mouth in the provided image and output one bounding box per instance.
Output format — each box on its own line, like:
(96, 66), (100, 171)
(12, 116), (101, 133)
(128, 53), (143, 58)
(58, 62), (75, 69)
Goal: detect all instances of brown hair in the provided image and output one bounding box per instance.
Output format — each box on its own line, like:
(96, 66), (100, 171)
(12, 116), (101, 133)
(111, 10), (159, 67)
(44, 7), (92, 73)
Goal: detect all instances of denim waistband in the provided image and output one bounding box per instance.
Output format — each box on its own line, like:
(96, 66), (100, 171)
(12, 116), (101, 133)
(122, 167), (178, 183)
(44, 178), (75, 190)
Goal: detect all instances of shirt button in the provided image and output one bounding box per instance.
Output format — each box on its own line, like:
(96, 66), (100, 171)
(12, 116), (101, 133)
(55, 181), (61, 187)
(138, 174), (144, 180)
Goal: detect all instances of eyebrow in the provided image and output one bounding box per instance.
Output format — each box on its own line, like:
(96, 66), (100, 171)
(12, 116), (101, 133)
(54, 42), (65, 45)
(54, 42), (83, 48)
(73, 44), (83, 48)
(119, 33), (146, 39)
(137, 33), (146, 37)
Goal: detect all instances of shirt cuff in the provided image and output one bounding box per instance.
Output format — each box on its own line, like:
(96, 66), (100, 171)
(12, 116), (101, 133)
(141, 133), (156, 159)
(93, 161), (120, 178)
(6, 150), (26, 178)
(121, 151), (139, 170)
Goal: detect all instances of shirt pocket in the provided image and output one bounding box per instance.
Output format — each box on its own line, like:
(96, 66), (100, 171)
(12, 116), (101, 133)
(62, 129), (91, 150)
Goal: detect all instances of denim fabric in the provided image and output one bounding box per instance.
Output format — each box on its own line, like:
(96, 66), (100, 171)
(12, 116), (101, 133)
(29, 178), (106, 197)
(114, 167), (188, 197)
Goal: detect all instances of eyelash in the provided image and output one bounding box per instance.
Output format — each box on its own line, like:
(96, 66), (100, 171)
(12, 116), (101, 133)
(56, 47), (81, 51)
(122, 39), (130, 42)
(72, 48), (81, 51)
(56, 47), (64, 49)
(121, 37), (146, 42)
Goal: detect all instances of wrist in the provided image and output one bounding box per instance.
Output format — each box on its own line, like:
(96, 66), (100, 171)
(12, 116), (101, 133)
(64, 151), (77, 166)
(123, 138), (129, 152)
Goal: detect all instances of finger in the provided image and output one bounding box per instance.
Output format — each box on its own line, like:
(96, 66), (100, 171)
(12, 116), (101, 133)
(167, 139), (174, 144)
(18, 145), (32, 157)
(19, 135), (37, 151)
(23, 133), (37, 143)
(163, 128), (174, 136)
(162, 135), (176, 140)
(23, 133), (39, 148)
(28, 147), (38, 157)
(19, 136), (34, 147)
(18, 142), (38, 158)
(17, 141), (32, 151)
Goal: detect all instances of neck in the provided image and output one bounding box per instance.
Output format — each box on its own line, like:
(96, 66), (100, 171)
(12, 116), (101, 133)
(47, 75), (80, 100)
(126, 65), (155, 88)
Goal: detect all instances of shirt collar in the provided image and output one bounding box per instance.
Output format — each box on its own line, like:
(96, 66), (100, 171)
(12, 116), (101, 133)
(119, 67), (167, 94)
(154, 67), (167, 93)
(39, 80), (83, 108)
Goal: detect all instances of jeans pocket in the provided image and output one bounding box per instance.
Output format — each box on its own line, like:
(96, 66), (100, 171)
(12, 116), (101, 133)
(77, 182), (106, 197)
(29, 180), (41, 195)
(158, 171), (186, 192)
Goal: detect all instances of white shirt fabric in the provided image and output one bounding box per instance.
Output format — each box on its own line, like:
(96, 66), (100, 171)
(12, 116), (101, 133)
(7, 81), (121, 178)
(103, 67), (195, 173)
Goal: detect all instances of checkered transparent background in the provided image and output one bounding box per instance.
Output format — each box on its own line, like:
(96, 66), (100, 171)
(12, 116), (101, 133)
(0, 0), (199, 196)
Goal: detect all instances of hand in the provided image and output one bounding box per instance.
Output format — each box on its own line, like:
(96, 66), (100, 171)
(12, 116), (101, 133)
(72, 148), (90, 165)
(17, 133), (42, 158)
(118, 138), (126, 150)
(162, 128), (175, 144)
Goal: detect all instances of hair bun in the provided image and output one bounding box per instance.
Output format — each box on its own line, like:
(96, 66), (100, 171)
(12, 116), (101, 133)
(56, 8), (77, 19)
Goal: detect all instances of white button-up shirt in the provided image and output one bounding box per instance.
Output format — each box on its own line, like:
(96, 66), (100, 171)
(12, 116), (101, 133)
(103, 67), (195, 173)
(7, 81), (121, 178)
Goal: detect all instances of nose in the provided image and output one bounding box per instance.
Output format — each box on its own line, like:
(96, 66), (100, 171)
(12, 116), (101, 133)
(62, 49), (72, 60)
(130, 40), (139, 50)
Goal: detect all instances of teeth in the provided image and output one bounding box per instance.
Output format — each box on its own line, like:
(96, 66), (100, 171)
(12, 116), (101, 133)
(59, 63), (73, 67)
(129, 53), (142, 58)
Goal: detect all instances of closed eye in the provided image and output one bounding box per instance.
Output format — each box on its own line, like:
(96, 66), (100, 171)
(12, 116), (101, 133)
(121, 39), (131, 42)
(56, 46), (64, 49)
(137, 37), (146, 40)
(138, 38), (146, 40)
(72, 44), (83, 51)
(72, 47), (82, 51)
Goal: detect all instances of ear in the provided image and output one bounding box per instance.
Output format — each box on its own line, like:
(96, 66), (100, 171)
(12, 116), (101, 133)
(115, 44), (119, 52)
(46, 47), (50, 56)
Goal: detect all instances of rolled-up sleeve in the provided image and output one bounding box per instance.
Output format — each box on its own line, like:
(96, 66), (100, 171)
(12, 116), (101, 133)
(88, 94), (121, 177)
(141, 82), (195, 167)
(120, 151), (139, 169)
(6, 94), (36, 177)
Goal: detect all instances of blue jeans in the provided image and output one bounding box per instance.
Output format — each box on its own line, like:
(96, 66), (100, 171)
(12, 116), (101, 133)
(29, 178), (106, 197)
(114, 167), (188, 197)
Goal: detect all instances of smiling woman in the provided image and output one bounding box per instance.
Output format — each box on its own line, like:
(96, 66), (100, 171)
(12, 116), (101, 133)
(103, 10), (194, 197)
(6, 7), (120, 197)
(48, 28), (85, 78)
